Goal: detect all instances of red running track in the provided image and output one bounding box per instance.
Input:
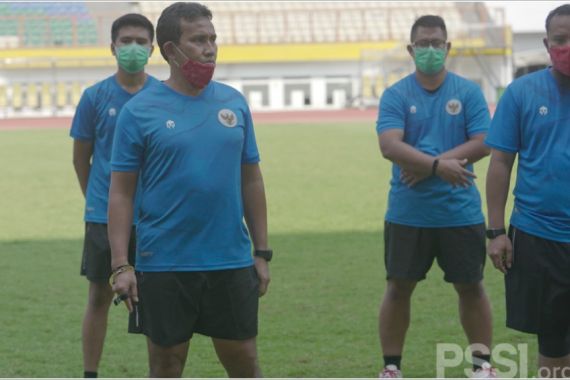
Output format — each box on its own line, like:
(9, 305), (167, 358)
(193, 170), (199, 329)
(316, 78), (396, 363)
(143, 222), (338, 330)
(0, 109), (379, 131)
(0, 106), (496, 131)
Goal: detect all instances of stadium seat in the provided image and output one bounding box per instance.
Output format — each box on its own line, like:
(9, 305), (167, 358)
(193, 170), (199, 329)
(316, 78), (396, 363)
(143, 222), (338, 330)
(41, 83), (52, 109)
(56, 82), (68, 109)
(12, 83), (23, 110)
(26, 83), (39, 109)
(71, 82), (82, 107)
(0, 85), (7, 109)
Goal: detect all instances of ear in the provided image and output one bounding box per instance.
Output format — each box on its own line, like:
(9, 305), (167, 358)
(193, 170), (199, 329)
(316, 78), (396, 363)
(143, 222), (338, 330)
(543, 37), (549, 51)
(148, 44), (155, 58)
(445, 41), (452, 58)
(162, 41), (177, 61)
(407, 44), (414, 58)
(110, 43), (116, 57)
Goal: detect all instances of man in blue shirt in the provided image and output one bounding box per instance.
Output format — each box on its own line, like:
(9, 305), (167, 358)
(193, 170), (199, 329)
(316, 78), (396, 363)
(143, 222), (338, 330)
(70, 13), (158, 378)
(108, 3), (271, 377)
(376, 15), (495, 378)
(486, 4), (570, 376)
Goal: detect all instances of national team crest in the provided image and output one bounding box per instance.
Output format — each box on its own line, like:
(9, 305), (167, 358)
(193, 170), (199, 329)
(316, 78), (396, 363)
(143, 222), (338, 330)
(446, 99), (462, 115)
(218, 109), (237, 128)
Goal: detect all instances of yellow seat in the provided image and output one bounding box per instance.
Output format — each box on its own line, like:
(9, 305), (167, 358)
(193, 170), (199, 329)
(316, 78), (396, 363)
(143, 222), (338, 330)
(12, 83), (23, 110)
(42, 82), (52, 109)
(0, 86), (7, 108)
(26, 83), (38, 109)
(56, 82), (67, 108)
(71, 82), (82, 106)
(361, 76), (373, 99)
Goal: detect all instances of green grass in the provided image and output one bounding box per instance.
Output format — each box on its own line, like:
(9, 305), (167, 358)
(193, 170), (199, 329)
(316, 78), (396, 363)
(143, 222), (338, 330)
(0, 124), (536, 377)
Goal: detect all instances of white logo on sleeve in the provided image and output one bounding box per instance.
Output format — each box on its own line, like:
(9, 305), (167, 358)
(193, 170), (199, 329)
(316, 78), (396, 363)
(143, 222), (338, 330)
(410, 105), (417, 114)
(539, 106), (548, 116)
(218, 109), (237, 128)
(446, 99), (462, 115)
(108, 108), (117, 117)
(166, 120), (175, 129)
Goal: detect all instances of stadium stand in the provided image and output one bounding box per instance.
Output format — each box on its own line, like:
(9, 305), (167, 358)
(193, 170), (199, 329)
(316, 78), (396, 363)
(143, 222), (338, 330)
(0, 2), (98, 47)
(0, 1), (511, 117)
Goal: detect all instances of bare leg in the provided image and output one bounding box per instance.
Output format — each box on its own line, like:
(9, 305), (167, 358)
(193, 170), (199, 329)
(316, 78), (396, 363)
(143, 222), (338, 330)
(538, 353), (570, 378)
(147, 338), (190, 378)
(82, 281), (114, 373)
(379, 279), (417, 356)
(212, 337), (261, 377)
(453, 282), (493, 357)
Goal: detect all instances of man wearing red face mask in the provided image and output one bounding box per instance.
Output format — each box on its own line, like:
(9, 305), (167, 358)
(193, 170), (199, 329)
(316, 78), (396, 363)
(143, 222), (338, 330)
(486, 4), (570, 377)
(107, 2), (271, 377)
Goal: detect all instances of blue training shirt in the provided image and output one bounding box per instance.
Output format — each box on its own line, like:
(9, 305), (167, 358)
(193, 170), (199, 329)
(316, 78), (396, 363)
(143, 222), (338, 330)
(376, 72), (490, 227)
(111, 81), (260, 272)
(70, 74), (159, 224)
(486, 68), (570, 242)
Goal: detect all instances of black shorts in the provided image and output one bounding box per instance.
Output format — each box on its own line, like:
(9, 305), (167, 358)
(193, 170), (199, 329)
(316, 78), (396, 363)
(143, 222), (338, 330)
(383, 222), (486, 283)
(80, 222), (136, 282)
(505, 226), (570, 340)
(129, 266), (259, 347)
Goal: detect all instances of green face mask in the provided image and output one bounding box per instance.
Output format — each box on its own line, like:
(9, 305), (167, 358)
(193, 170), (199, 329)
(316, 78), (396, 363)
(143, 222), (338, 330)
(413, 46), (446, 75)
(115, 43), (149, 73)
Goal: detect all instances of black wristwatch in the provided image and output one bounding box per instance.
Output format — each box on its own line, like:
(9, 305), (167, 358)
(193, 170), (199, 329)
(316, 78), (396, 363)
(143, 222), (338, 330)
(254, 249), (273, 262)
(485, 228), (506, 239)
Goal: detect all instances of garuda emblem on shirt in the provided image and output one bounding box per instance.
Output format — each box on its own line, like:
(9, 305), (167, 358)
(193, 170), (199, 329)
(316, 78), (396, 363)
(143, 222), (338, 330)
(218, 109), (237, 128)
(446, 99), (462, 115)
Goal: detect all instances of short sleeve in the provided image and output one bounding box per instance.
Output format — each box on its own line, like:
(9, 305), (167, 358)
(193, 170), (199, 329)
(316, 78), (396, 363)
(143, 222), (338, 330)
(111, 107), (144, 172)
(241, 104), (260, 164)
(376, 88), (406, 135)
(485, 86), (520, 153)
(70, 91), (96, 141)
(464, 84), (491, 137)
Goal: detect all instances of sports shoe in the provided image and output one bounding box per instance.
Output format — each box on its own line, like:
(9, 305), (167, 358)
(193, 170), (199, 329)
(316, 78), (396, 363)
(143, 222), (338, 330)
(379, 364), (402, 378)
(472, 362), (497, 378)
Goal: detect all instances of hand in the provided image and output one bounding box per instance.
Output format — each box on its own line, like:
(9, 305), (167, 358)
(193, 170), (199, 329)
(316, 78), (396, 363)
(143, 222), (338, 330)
(400, 169), (430, 187)
(487, 234), (512, 274)
(435, 158), (476, 188)
(111, 270), (138, 312)
(254, 257), (271, 297)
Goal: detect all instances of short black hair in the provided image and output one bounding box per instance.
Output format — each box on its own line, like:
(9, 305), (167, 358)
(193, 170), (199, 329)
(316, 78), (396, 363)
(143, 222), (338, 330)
(156, 2), (213, 61)
(545, 4), (570, 33)
(111, 13), (155, 43)
(410, 15), (447, 43)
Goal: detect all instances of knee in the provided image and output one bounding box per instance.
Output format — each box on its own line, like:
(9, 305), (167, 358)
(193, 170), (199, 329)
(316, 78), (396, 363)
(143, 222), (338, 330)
(454, 282), (485, 299)
(149, 357), (185, 378)
(227, 355), (260, 378)
(87, 284), (113, 310)
(385, 281), (416, 301)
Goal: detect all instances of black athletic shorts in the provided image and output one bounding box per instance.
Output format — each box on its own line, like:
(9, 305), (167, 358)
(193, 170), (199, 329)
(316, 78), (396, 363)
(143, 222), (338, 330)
(383, 222), (486, 283)
(80, 222), (136, 282)
(505, 226), (570, 347)
(128, 266), (260, 347)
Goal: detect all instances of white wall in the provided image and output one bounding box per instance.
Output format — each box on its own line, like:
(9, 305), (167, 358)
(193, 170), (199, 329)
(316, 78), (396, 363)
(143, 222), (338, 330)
(0, 53), (510, 117)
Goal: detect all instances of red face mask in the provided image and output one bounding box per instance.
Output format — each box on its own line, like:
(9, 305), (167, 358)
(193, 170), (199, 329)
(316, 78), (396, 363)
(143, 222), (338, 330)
(549, 45), (570, 77)
(174, 44), (216, 89)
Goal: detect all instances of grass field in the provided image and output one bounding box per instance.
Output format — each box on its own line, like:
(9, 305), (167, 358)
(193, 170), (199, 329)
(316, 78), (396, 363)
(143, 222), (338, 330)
(0, 122), (536, 377)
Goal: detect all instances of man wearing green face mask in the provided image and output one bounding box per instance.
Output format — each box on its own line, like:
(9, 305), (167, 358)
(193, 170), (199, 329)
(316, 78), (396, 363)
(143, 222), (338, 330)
(376, 15), (496, 378)
(70, 13), (159, 378)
